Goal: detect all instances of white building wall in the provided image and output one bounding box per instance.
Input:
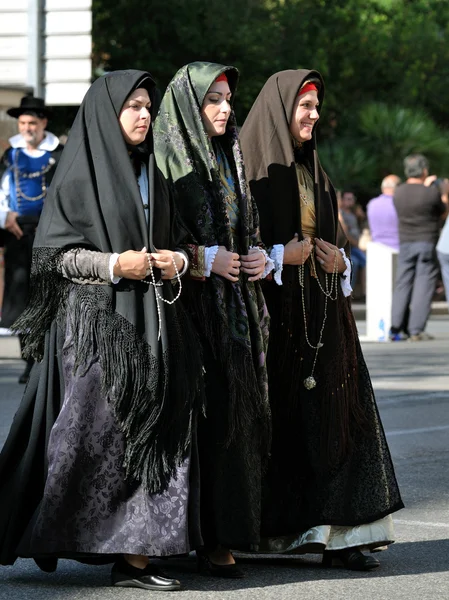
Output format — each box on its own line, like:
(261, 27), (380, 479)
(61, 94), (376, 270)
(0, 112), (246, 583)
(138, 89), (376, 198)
(0, 0), (92, 105)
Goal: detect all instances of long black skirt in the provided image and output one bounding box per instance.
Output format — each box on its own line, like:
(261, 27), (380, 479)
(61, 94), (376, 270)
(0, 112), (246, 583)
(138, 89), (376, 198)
(259, 273), (404, 542)
(196, 335), (263, 550)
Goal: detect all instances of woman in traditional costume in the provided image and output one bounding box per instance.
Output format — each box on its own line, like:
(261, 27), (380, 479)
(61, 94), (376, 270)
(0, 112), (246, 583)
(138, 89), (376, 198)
(239, 70), (404, 571)
(0, 70), (203, 591)
(154, 62), (271, 577)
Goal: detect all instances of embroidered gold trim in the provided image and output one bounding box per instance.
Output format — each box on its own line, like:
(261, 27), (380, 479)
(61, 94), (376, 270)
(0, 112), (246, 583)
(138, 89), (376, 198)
(190, 245), (206, 279)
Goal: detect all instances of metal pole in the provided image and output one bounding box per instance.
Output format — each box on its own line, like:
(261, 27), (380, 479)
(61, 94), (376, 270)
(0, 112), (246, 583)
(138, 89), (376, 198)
(27, 0), (44, 98)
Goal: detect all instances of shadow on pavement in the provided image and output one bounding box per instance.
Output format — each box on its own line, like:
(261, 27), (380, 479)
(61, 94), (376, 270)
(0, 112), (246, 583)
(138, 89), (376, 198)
(1, 540), (448, 598)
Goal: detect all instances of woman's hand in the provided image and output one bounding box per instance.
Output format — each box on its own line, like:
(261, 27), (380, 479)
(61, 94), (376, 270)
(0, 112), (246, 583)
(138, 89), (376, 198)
(113, 248), (149, 280)
(283, 234), (312, 265)
(240, 248), (266, 281)
(315, 238), (346, 274)
(211, 246), (241, 282)
(150, 249), (184, 280)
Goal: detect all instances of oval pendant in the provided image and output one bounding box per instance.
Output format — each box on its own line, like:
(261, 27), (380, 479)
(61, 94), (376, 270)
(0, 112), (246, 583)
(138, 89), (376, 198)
(304, 376), (317, 390)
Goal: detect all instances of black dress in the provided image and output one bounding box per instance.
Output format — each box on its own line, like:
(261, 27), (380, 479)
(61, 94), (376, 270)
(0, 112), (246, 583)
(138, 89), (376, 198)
(240, 68), (403, 553)
(0, 70), (203, 567)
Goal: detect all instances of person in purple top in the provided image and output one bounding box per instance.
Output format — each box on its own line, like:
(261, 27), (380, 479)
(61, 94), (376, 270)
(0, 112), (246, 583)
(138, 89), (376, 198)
(366, 175), (401, 251)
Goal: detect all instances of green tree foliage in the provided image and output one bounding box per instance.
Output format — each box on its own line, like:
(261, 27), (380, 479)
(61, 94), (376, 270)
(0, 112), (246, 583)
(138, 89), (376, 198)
(93, 0), (449, 124)
(357, 103), (449, 177)
(318, 139), (378, 194)
(319, 103), (449, 199)
(92, 0), (273, 120)
(93, 0), (449, 192)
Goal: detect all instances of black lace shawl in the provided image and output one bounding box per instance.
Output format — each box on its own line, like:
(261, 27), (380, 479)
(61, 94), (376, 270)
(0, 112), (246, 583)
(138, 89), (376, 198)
(12, 70), (203, 494)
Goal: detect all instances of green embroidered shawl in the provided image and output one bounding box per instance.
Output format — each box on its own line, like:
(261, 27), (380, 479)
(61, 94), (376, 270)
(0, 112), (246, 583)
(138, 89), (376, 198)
(154, 61), (270, 446)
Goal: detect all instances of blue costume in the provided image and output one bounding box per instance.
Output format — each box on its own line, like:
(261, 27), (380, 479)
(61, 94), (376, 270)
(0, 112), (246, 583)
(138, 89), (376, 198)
(2, 148), (52, 219)
(0, 134), (63, 329)
(0, 97), (63, 384)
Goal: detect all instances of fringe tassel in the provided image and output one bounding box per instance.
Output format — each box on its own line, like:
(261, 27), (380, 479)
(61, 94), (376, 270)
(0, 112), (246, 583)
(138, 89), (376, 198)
(13, 247), (204, 495)
(12, 248), (69, 361)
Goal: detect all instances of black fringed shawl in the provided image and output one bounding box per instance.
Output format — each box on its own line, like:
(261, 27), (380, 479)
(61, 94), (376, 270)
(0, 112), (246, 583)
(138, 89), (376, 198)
(154, 62), (271, 449)
(12, 70), (203, 494)
(240, 69), (367, 461)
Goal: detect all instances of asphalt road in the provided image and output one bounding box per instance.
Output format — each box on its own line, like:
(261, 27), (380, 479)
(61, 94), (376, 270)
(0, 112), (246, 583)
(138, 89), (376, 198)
(0, 315), (448, 600)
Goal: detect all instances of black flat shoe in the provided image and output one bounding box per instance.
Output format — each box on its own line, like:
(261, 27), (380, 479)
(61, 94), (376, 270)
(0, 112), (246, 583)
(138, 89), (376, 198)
(322, 548), (380, 571)
(196, 549), (245, 579)
(34, 557), (58, 573)
(111, 558), (181, 591)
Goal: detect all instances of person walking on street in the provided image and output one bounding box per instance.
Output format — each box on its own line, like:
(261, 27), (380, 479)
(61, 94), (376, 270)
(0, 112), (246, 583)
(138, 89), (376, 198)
(154, 62), (271, 578)
(240, 69), (404, 571)
(0, 70), (203, 592)
(390, 154), (446, 341)
(0, 96), (64, 382)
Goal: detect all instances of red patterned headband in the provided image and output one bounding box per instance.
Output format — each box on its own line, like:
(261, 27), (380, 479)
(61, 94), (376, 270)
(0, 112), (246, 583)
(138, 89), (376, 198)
(215, 73), (228, 83)
(299, 82), (318, 96)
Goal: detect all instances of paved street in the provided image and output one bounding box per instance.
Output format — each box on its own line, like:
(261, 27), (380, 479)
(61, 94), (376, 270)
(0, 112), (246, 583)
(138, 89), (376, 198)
(0, 315), (448, 600)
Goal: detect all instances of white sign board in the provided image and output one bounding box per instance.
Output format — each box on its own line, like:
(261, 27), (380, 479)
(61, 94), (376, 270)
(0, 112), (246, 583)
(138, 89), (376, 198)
(366, 241), (399, 341)
(0, 0), (92, 105)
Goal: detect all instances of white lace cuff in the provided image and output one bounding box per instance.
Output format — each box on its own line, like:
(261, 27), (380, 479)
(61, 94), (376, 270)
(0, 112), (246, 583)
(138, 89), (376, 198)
(339, 248), (352, 297)
(249, 246), (274, 279)
(204, 245), (219, 277)
(270, 244), (285, 285)
(109, 252), (121, 284)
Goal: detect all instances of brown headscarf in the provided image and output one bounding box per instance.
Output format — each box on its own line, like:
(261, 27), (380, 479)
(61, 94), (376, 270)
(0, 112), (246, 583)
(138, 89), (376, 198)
(240, 69), (339, 254)
(240, 70), (365, 463)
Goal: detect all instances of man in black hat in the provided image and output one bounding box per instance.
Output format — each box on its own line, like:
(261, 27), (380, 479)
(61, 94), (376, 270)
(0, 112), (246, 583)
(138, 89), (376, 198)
(0, 96), (64, 382)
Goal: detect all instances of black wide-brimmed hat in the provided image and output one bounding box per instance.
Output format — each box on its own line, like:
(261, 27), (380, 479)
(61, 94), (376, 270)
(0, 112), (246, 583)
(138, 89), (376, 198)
(7, 96), (51, 119)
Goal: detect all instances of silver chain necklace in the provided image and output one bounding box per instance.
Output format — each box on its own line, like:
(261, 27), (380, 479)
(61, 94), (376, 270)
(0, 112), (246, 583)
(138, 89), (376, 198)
(298, 244), (339, 390)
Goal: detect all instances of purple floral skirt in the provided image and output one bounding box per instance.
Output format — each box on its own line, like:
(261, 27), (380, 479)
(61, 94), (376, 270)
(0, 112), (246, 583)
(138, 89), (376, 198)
(27, 323), (190, 557)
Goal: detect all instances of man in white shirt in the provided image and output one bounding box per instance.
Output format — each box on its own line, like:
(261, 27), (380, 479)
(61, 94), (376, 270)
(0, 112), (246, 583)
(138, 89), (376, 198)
(0, 96), (63, 382)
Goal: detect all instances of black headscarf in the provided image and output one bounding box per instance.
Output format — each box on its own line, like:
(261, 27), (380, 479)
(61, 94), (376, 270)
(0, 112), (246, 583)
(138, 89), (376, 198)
(13, 70), (202, 494)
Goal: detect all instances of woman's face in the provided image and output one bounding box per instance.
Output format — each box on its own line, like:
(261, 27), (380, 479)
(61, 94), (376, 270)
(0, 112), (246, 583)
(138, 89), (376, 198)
(201, 80), (232, 138)
(119, 87), (152, 145)
(289, 89), (320, 143)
